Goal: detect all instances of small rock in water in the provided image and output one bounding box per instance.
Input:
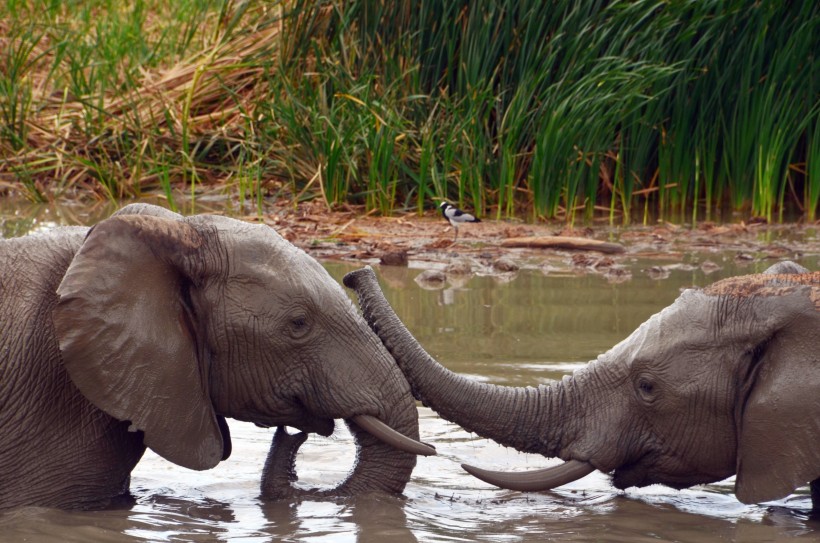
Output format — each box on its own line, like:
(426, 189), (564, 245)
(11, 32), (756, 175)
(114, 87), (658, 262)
(700, 260), (722, 274)
(646, 266), (670, 280)
(446, 258), (474, 275)
(414, 269), (447, 290)
(605, 266), (632, 284)
(380, 250), (409, 267)
(492, 256), (520, 272)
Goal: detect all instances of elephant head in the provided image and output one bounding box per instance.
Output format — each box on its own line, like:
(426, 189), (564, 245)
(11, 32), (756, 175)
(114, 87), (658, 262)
(51, 204), (432, 499)
(343, 263), (820, 508)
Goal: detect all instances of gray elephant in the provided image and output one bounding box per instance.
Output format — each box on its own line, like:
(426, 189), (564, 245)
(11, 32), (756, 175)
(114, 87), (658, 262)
(0, 203), (432, 510)
(343, 262), (819, 511)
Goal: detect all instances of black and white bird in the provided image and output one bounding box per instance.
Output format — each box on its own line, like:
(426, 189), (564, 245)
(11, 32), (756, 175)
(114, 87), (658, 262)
(439, 201), (481, 242)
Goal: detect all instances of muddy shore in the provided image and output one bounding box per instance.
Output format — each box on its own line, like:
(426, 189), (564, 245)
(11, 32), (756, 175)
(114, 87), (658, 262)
(247, 201), (819, 282)
(2, 197), (818, 280)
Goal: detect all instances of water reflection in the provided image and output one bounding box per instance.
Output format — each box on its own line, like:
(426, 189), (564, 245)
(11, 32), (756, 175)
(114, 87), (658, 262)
(0, 196), (239, 239)
(330, 258), (806, 387)
(0, 200), (111, 238)
(1, 200), (818, 541)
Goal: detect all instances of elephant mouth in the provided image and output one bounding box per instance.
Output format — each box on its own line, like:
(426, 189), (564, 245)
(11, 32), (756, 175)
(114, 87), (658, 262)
(611, 461), (651, 489)
(255, 412), (336, 437)
(612, 455), (727, 491)
(293, 417), (335, 437)
(610, 449), (670, 490)
(290, 383), (435, 455)
(613, 467), (700, 490)
(279, 414), (435, 457)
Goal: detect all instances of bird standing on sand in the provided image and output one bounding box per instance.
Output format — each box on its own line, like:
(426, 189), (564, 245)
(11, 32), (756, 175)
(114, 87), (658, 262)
(439, 202), (481, 242)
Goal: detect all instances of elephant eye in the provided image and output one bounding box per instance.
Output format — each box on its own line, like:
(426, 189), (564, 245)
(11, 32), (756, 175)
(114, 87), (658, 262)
(636, 376), (657, 404)
(287, 315), (311, 339)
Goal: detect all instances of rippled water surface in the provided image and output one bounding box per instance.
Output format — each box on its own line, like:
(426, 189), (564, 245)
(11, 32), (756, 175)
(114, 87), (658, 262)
(1, 201), (818, 542)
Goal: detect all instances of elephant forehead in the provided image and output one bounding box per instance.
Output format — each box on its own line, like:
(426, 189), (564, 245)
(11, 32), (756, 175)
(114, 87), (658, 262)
(608, 290), (711, 361)
(215, 226), (348, 302)
(188, 214), (292, 255)
(207, 220), (315, 270)
(183, 217), (353, 309)
(231, 239), (318, 274)
(184, 215), (331, 271)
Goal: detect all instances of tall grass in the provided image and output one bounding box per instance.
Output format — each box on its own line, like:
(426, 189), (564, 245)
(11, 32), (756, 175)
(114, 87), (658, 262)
(0, 0), (817, 223)
(807, 118), (820, 222)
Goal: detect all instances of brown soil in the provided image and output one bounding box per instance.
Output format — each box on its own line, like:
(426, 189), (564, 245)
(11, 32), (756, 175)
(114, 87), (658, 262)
(4, 196), (815, 277)
(242, 201), (819, 275)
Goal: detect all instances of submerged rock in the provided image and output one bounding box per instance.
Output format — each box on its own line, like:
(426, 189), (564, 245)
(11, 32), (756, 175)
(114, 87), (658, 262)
(492, 256), (520, 273)
(645, 266), (671, 280)
(700, 260), (722, 274)
(414, 269), (447, 290)
(380, 250), (409, 267)
(446, 258), (474, 275)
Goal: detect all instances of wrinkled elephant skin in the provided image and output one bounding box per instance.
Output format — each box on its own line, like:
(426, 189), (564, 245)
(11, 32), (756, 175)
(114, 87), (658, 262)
(344, 262), (820, 511)
(0, 204), (429, 510)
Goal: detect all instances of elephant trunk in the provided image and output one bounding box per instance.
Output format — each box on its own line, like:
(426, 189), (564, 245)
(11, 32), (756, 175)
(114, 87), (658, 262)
(337, 412), (419, 495)
(332, 377), (425, 496)
(343, 267), (600, 491)
(261, 323), (425, 499)
(261, 393), (421, 498)
(343, 267), (577, 458)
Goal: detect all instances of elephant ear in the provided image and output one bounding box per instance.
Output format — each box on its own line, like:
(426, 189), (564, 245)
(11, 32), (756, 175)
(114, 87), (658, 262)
(54, 213), (225, 470)
(733, 274), (820, 504)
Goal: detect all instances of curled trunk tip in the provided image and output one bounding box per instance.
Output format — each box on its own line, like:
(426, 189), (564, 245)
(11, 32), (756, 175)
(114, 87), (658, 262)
(261, 415), (429, 499)
(343, 266), (376, 290)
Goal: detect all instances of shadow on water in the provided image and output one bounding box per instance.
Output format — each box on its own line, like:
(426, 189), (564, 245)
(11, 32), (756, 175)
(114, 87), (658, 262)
(1, 200), (818, 542)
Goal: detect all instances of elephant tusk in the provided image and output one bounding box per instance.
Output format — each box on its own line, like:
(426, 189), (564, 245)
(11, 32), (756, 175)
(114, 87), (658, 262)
(461, 459), (595, 492)
(351, 415), (436, 456)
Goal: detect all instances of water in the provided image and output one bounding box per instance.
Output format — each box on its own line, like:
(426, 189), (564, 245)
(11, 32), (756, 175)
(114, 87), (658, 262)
(1, 201), (818, 542)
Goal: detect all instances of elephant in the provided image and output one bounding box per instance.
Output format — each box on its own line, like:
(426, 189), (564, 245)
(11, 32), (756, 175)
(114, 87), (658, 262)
(0, 203), (433, 510)
(343, 262), (820, 511)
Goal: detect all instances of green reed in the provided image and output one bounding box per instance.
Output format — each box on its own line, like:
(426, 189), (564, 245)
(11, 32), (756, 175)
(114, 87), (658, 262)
(807, 119), (820, 222)
(0, 0), (817, 222)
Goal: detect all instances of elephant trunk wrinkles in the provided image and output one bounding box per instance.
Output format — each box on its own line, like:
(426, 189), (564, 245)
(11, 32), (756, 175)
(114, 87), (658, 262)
(261, 396), (418, 498)
(260, 330), (420, 499)
(344, 267), (575, 459)
(338, 411), (418, 495)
